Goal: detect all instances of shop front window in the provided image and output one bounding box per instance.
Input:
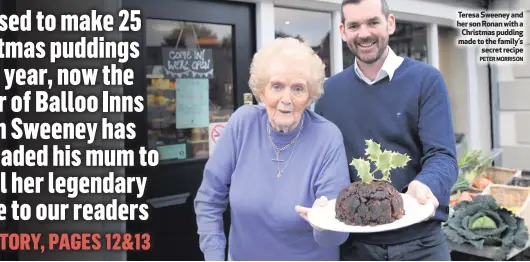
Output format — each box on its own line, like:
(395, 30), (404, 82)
(274, 7), (332, 77)
(145, 19), (234, 162)
(342, 21), (428, 69)
(389, 22), (428, 63)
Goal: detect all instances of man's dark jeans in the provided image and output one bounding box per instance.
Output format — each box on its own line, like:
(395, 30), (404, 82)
(340, 229), (451, 261)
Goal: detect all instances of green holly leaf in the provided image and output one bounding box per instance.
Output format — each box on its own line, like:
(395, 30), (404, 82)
(390, 152), (411, 168)
(365, 139), (382, 162)
(377, 150), (393, 172)
(350, 139), (411, 184)
(381, 170), (391, 181)
(350, 158), (373, 184)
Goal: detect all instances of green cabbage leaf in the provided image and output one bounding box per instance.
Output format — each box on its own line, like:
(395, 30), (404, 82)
(443, 195), (529, 260)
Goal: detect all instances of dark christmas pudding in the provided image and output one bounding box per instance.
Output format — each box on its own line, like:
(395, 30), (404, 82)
(335, 139), (411, 227)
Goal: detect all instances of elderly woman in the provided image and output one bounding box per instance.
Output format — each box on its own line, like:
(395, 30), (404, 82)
(193, 37), (350, 261)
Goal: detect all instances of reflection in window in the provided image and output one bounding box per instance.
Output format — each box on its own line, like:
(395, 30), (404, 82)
(145, 19), (235, 162)
(342, 21), (428, 69)
(390, 22), (428, 63)
(274, 7), (332, 77)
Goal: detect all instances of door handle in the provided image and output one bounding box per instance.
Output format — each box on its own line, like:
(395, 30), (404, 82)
(146, 192), (191, 208)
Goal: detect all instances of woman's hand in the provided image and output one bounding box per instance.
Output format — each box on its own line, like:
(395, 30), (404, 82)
(295, 196), (328, 231)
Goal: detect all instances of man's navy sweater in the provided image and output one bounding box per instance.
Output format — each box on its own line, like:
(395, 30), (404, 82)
(315, 57), (459, 244)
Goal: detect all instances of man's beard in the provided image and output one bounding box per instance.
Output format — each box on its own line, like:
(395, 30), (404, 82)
(349, 37), (387, 64)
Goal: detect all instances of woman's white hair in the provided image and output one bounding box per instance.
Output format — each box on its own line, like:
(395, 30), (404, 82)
(248, 37), (326, 104)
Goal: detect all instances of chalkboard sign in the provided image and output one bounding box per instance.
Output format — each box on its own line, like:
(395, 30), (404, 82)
(162, 48), (214, 79)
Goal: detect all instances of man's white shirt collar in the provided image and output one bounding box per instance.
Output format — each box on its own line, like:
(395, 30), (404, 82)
(354, 47), (404, 85)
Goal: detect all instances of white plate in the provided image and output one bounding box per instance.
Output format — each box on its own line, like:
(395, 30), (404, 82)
(307, 193), (436, 233)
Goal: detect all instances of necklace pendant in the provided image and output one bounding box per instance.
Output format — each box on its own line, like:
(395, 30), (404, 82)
(277, 172), (281, 178)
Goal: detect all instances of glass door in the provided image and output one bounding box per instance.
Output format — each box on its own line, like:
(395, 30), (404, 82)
(123, 0), (255, 260)
(145, 19), (236, 162)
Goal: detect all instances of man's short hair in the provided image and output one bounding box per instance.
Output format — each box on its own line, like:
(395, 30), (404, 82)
(340, 0), (390, 24)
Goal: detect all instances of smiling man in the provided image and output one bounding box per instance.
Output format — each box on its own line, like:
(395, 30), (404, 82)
(314, 0), (458, 260)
